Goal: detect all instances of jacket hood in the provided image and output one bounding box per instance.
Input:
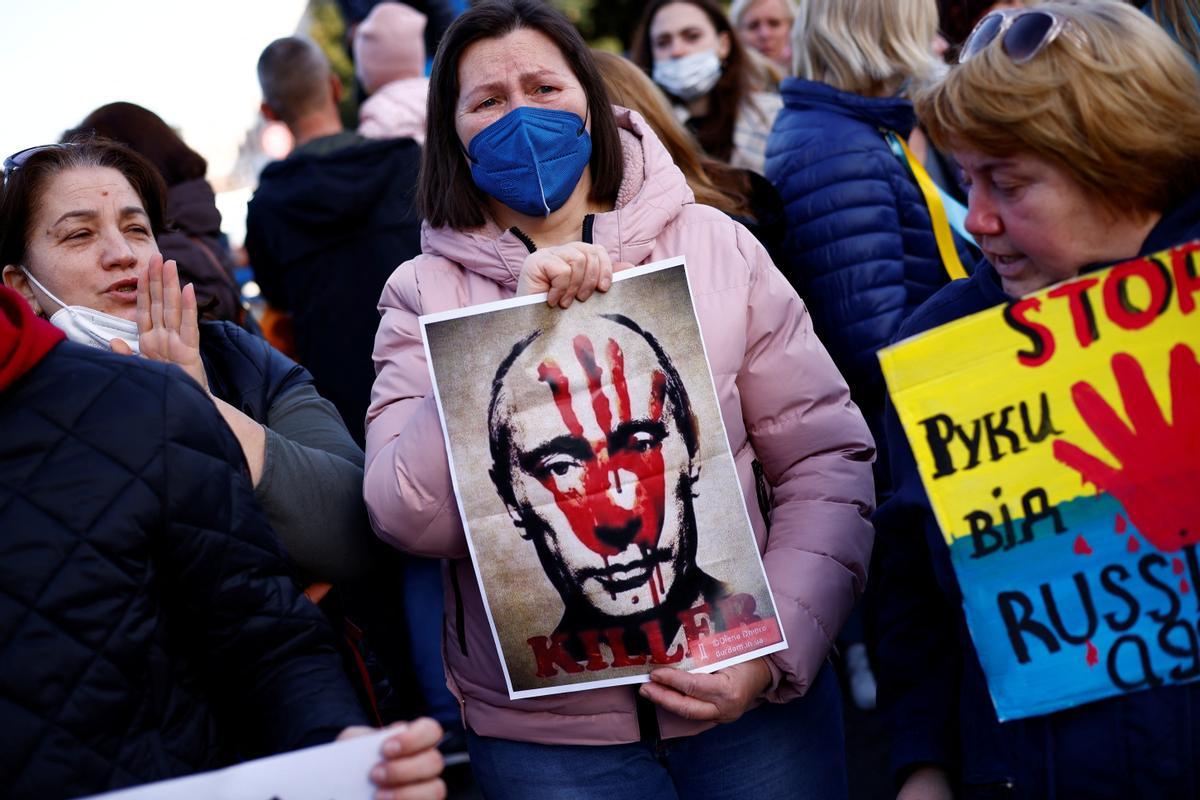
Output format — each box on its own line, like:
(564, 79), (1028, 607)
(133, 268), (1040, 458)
(165, 178), (223, 237)
(419, 106), (696, 289)
(248, 135), (421, 265)
(251, 136), (421, 227)
(0, 286), (64, 391)
(780, 78), (916, 137)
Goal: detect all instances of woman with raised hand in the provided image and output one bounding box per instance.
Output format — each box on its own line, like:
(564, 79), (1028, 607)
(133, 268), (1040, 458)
(874, 3), (1200, 797)
(0, 139), (446, 796)
(364, 1), (875, 797)
(0, 139), (374, 585)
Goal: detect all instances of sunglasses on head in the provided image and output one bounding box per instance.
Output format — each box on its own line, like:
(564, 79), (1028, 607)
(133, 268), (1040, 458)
(2, 143), (73, 187)
(959, 9), (1083, 65)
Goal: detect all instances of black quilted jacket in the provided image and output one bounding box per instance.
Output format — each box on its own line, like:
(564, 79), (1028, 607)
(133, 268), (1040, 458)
(0, 341), (366, 799)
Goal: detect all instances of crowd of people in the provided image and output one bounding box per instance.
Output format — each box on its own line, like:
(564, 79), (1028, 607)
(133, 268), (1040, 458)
(1, 0), (1198, 798)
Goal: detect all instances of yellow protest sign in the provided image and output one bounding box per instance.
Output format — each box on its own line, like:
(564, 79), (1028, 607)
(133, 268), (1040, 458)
(879, 241), (1200, 720)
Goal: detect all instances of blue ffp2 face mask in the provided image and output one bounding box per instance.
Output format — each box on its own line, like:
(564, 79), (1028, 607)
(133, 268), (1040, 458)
(467, 106), (592, 218)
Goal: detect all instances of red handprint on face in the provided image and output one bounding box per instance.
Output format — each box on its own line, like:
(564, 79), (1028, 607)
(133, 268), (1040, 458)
(1052, 343), (1200, 553)
(535, 335), (669, 564)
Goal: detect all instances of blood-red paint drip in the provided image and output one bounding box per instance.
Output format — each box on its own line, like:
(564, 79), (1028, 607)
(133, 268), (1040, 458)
(538, 360), (583, 437)
(1073, 534), (1093, 555)
(1115, 514), (1127, 533)
(1085, 640), (1099, 667)
(1173, 558), (1186, 575)
(648, 371), (667, 421)
(1182, 579), (1192, 595)
(608, 339), (631, 422)
(573, 335), (612, 434)
(1126, 536), (1140, 553)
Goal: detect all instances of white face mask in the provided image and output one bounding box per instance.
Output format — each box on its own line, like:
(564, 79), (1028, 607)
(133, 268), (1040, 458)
(653, 49), (723, 102)
(21, 268), (140, 354)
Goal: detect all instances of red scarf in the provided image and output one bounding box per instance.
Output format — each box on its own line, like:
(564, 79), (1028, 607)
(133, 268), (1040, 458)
(0, 286), (64, 392)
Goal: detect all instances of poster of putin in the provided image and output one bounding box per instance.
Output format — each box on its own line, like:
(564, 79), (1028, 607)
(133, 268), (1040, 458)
(421, 258), (786, 699)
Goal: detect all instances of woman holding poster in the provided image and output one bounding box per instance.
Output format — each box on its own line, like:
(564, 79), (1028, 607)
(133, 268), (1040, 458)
(874, 2), (1200, 798)
(363, 1), (876, 797)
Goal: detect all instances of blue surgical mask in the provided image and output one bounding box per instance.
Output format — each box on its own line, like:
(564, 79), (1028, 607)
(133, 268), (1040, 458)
(467, 106), (592, 218)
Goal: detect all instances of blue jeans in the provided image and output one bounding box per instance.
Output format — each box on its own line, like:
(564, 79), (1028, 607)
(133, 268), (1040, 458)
(467, 662), (847, 800)
(403, 556), (460, 726)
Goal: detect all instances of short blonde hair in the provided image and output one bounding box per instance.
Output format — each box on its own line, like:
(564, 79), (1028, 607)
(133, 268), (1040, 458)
(917, 0), (1200, 215)
(792, 0), (946, 97)
(729, 0), (798, 28)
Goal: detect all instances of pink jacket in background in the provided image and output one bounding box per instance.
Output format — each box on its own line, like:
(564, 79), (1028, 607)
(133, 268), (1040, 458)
(364, 107), (875, 745)
(358, 77), (429, 145)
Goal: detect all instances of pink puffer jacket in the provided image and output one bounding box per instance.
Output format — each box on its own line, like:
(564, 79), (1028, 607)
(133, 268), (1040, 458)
(358, 77), (429, 145)
(364, 107), (875, 745)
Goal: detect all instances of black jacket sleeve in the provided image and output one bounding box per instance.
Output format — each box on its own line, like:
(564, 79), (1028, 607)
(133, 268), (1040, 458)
(871, 398), (963, 784)
(152, 371), (367, 755)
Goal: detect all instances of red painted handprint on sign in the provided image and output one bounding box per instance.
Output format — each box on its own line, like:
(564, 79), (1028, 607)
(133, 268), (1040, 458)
(534, 335), (670, 599)
(1053, 343), (1200, 553)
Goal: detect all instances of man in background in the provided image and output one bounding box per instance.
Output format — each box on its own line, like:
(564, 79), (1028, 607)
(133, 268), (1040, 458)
(248, 36), (421, 446)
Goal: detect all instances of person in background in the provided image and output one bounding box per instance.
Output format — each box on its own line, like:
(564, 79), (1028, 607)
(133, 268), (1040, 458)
(337, 0), (459, 67)
(875, 3), (1200, 797)
(631, 0), (783, 175)
(65, 102), (245, 328)
(1144, 0), (1200, 71)
(248, 36), (461, 754)
(593, 49), (786, 266)
(767, 0), (971, 713)
(365, 1), (875, 797)
(767, 0), (964, 490)
(355, 2), (431, 144)
(248, 36), (422, 446)
(730, 0), (797, 73)
(0, 282), (445, 799)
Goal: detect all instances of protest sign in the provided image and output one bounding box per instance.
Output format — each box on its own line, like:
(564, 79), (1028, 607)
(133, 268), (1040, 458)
(421, 258), (786, 699)
(879, 241), (1200, 721)
(81, 727), (393, 800)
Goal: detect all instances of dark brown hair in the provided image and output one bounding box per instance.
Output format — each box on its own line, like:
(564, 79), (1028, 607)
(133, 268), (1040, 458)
(631, 0), (757, 164)
(64, 102), (207, 187)
(593, 50), (752, 218)
(0, 138), (167, 269)
(418, 0), (624, 230)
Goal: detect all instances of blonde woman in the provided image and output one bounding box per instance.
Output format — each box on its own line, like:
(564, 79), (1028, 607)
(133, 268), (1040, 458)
(764, 0), (967, 491)
(875, 2), (1200, 798)
(730, 0), (798, 72)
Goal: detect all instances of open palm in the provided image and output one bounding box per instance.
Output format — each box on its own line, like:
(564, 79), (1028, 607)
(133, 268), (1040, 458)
(1053, 344), (1200, 552)
(112, 254), (208, 392)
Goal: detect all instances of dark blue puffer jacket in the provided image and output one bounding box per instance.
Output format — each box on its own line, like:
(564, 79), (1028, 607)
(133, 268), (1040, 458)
(765, 79), (968, 485)
(0, 341), (367, 799)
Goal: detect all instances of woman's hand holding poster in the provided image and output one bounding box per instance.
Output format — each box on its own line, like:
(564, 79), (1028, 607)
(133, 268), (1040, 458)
(420, 258), (786, 699)
(879, 241), (1200, 721)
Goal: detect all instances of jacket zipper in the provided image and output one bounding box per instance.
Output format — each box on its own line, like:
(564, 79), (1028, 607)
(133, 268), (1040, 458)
(509, 226), (537, 253)
(510, 213), (595, 252)
(752, 458), (772, 531)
